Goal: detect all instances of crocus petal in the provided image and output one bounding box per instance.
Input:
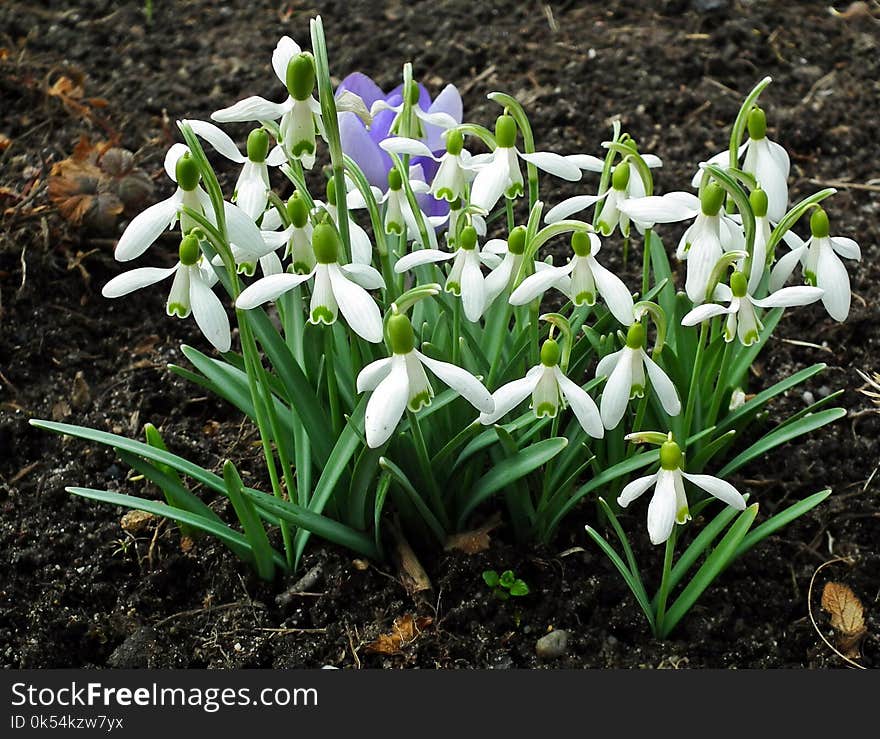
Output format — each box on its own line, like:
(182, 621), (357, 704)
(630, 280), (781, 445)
(600, 349), (633, 429)
(326, 263), (383, 343)
(395, 249), (454, 272)
(590, 257), (634, 325)
(164, 144), (191, 181)
(236, 271), (314, 309)
(642, 350), (681, 416)
(544, 194), (603, 223)
(212, 96), (291, 123)
(336, 72), (384, 110)
(365, 355), (409, 448)
(479, 368), (542, 425)
(424, 84), (463, 151)
(272, 36), (302, 85)
(750, 285), (824, 309)
(769, 245), (807, 292)
(415, 351), (494, 413)
(617, 473), (658, 507)
(189, 272), (231, 352)
(102, 265), (179, 298)
(817, 244), (851, 321)
(508, 265), (569, 305)
(681, 472), (746, 510)
(518, 151), (582, 181)
(185, 119), (245, 163)
(830, 236), (861, 261)
(647, 470), (678, 545)
(338, 111), (389, 188)
(115, 197), (180, 261)
(356, 357), (394, 393)
(554, 366), (604, 438)
(566, 154), (605, 172)
(681, 301), (734, 326)
(380, 137), (436, 159)
(340, 262), (385, 290)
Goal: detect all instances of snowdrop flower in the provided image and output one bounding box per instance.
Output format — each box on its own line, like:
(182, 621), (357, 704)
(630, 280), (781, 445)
(691, 107), (790, 222)
(769, 207), (860, 322)
(212, 38), (323, 168)
(114, 147), (209, 262)
(236, 222), (384, 343)
(482, 226), (527, 304)
(379, 168), (448, 244)
(318, 178), (375, 265)
(470, 114), (582, 212)
(185, 120), (286, 220)
(596, 323), (681, 430)
(357, 313), (494, 448)
(259, 192), (316, 274)
(103, 234), (231, 352)
(735, 188), (774, 293)
(618, 436), (746, 545)
(682, 270), (823, 346)
(479, 339), (604, 438)
(394, 225), (498, 322)
(509, 232), (635, 326)
(444, 198), (486, 248)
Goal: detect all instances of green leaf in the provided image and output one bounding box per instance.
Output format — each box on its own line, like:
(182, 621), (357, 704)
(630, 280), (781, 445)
(482, 570), (500, 588)
(373, 472), (392, 557)
(726, 308), (783, 388)
(509, 580), (530, 597)
(499, 570), (516, 588)
(379, 456), (446, 545)
(457, 437), (568, 528)
(596, 497), (651, 609)
(734, 489), (830, 558)
(222, 460), (275, 581)
(143, 423), (196, 538)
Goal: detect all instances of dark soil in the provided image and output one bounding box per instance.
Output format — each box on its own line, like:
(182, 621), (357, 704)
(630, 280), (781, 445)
(1, 0), (879, 669)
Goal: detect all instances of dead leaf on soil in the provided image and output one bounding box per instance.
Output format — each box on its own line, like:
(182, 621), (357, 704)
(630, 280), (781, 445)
(121, 509), (155, 535)
(821, 581), (867, 657)
(0, 133), (10, 151)
(365, 614), (433, 655)
(444, 512), (503, 554)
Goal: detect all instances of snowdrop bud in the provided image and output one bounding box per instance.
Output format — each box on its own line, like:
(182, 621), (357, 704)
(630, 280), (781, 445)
(540, 339), (561, 367)
(405, 80), (420, 106)
(175, 154), (200, 192)
(247, 129), (270, 163)
(810, 207), (830, 238)
(311, 222), (339, 264)
(747, 106), (767, 140)
(388, 313), (416, 354)
(495, 114), (517, 148)
(445, 129), (464, 156)
(508, 225), (527, 255)
(700, 182), (725, 216)
(178, 233), (201, 266)
(659, 439), (682, 470)
(571, 231), (592, 257)
(750, 188), (768, 218)
(730, 270), (748, 298)
(459, 225), (477, 250)
(625, 322), (646, 350)
(287, 192), (309, 227)
(286, 53), (315, 101)
(325, 178), (337, 206)
(611, 161), (631, 190)
(387, 168), (403, 192)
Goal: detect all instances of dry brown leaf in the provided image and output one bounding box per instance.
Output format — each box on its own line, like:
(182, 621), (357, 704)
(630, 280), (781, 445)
(121, 509), (155, 534)
(365, 614), (433, 655)
(0, 133), (10, 152)
(821, 581), (867, 657)
(445, 512), (502, 554)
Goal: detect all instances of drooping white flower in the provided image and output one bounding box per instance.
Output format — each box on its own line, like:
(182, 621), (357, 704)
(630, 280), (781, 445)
(769, 207), (860, 322)
(618, 435), (746, 545)
(509, 231), (635, 325)
(470, 114), (582, 212)
(682, 270), (823, 346)
(377, 166), (448, 245)
(479, 339), (603, 438)
(185, 119), (287, 220)
(103, 234), (231, 352)
(394, 225), (499, 322)
(595, 323), (681, 430)
(357, 313), (494, 448)
(236, 221), (384, 343)
(259, 192), (316, 274)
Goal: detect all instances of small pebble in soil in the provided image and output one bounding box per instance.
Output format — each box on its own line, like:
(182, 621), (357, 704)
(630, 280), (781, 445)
(107, 626), (157, 668)
(536, 630), (569, 660)
(802, 391), (815, 405)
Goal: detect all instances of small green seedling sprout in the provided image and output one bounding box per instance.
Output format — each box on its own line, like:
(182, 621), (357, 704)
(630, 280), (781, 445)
(483, 569), (530, 600)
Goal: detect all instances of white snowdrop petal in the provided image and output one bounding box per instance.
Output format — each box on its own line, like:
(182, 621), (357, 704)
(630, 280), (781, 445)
(681, 472), (746, 510)
(266, 146), (288, 167)
(364, 356), (409, 448)
(415, 351), (494, 413)
(236, 271), (313, 309)
(395, 249), (454, 273)
(518, 151), (582, 181)
(327, 263), (383, 343)
(102, 265), (179, 298)
(830, 236), (861, 261)
(356, 357), (394, 393)
(769, 245), (807, 292)
(225, 201), (274, 260)
(554, 367), (604, 438)
(348, 220), (374, 265)
(590, 257), (634, 326)
(415, 108), (458, 129)
(816, 243), (852, 322)
(460, 254), (487, 322)
(600, 349), (634, 429)
(641, 154), (663, 168)
(380, 137), (437, 158)
(617, 473), (658, 508)
(212, 96), (291, 123)
(272, 36), (302, 85)
(164, 144), (191, 181)
(115, 197), (180, 261)
(470, 157), (512, 213)
(750, 285), (823, 309)
(340, 262), (385, 290)
(642, 350), (681, 417)
(566, 154), (605, 172)
(544, 195), (602, 224)
(620, 192), (699, 224)
(595, 348), (623, 380)
(185, 119), (245, 163)
(479, 371), (542, 425)
(681, 302), (734, 326)
(190, 272), (231, 353)
(508, 265), (569, 305)
(647, 470), (678, 545)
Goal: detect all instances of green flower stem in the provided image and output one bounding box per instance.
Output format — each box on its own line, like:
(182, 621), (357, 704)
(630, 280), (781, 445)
(706, 338), (734, 430)
(407, 409), (450, 531)
(452, 298), (462, 365)
(486, 301), (514, 387)
(654, 526), (678, 636)
(529, 302), (540, 367)
(641, 228), (653, 297)
(505, 198), (515, 233)
(683, 321), (709, 442)
(622, 234), (630, 270)
(323, 325), (342, 436)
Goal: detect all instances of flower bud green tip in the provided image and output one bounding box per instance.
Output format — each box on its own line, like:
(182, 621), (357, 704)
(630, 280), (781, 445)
(175, 154), (200, 192)
(700, 183), (725, 216)
(325, 178), (337, 206)
(749, 188), (768, 218)
(571, 231), (592, 257)
(730, 270), (748, 298)
(747, 106), (767, 140)
(540, 339), (561, 367)
(810, 207), (830, 238)
(178, 233), (201, 266)
(495, 114), (517, 149)
(388, 313), (416, 354)
(286, 53), (315, 101)
(311, 222), (339, 264)
(459, 225), (477, 250)
(387, 168), (402, 191)
(507, 225), (527, 255)
(246, 129), (270, 163)
(625, 322), (646, 349)
(405, 80), (420, 107)
(445, 128), (464, 156)
(659, 440), (682, 470)
(611, 162), (631, 191)
(287, 192), (309, 228)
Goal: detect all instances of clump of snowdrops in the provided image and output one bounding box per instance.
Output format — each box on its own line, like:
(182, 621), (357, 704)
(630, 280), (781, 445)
(34, 17), (856, 637)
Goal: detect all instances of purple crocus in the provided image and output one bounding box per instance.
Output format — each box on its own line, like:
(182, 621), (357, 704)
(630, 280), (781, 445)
(335, 73), (462, 219)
